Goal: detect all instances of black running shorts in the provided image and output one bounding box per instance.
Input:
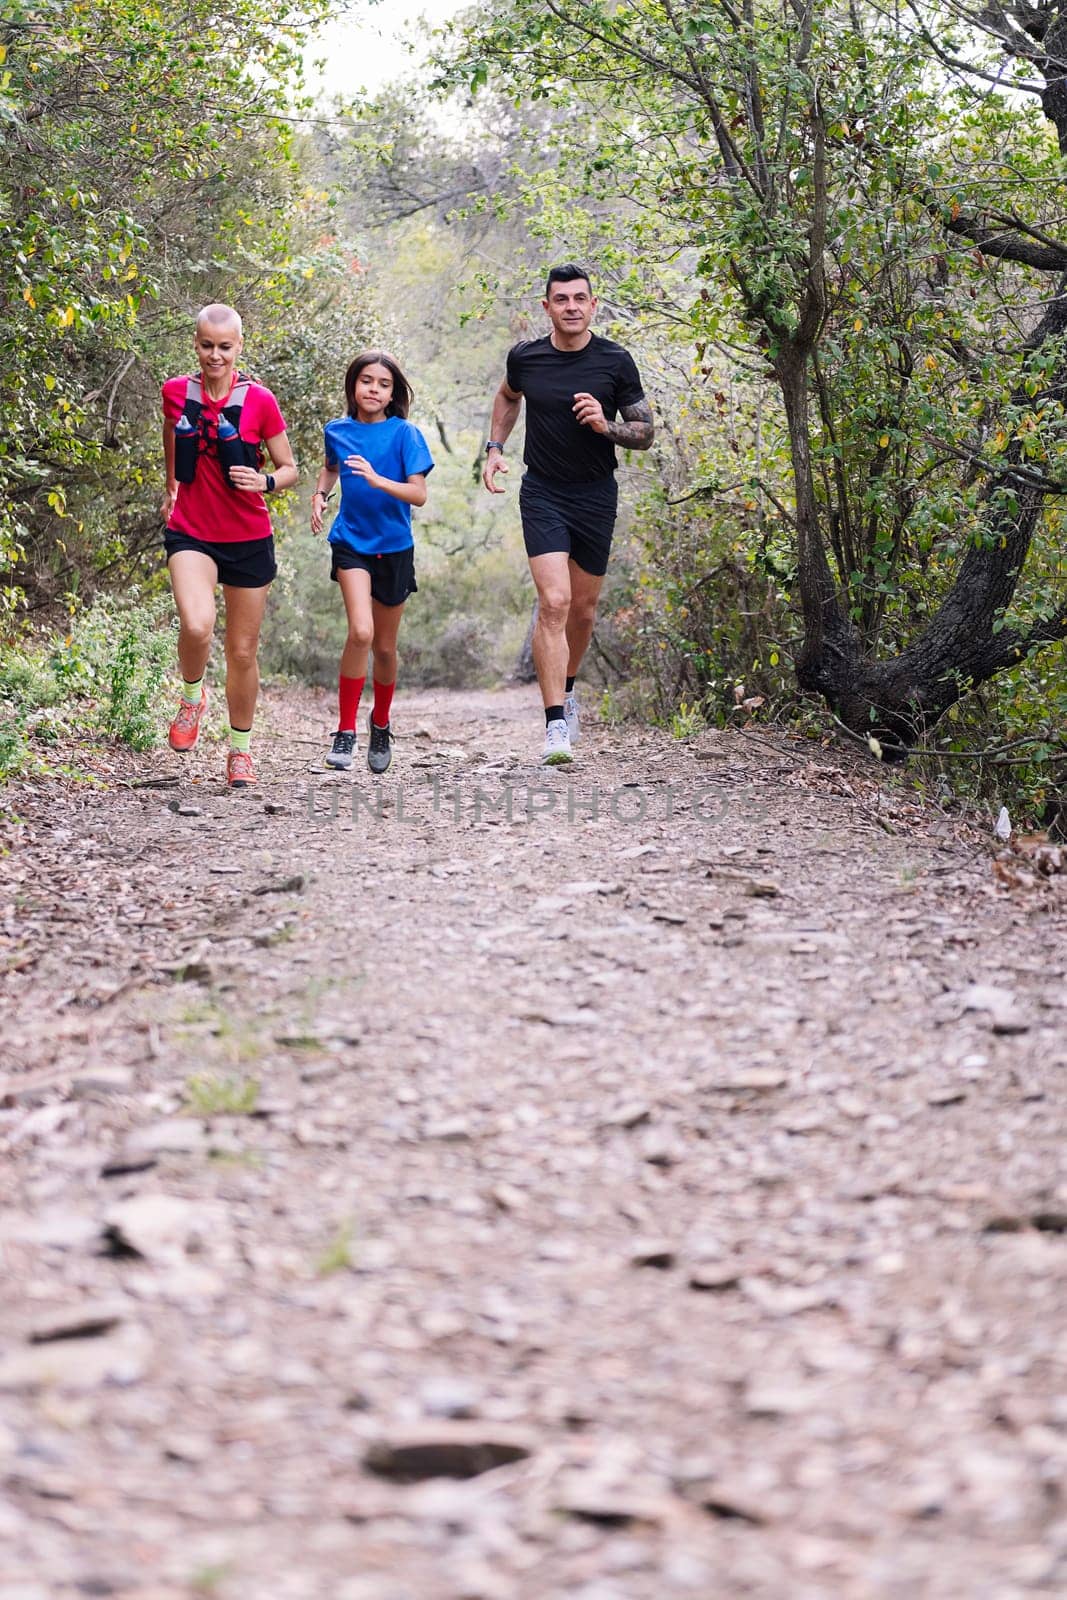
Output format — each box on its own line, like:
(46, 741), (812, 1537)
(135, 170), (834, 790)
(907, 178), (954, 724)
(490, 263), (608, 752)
(519, 471), (618, 577)
(164, 529), (276, 589)
(330, 544), (417, 608)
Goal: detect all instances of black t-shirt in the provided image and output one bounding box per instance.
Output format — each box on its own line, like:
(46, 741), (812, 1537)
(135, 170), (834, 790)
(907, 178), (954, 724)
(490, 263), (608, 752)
(505, 334), (646, 484)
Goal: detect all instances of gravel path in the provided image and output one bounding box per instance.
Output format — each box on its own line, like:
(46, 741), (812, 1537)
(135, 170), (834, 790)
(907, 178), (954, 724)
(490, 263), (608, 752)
(1, 684), (1065, 1600)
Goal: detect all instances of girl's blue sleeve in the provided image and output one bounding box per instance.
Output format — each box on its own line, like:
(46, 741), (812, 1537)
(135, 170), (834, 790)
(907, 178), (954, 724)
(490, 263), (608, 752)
(401, 423), (434, 479)
(324, 422), (340, 470)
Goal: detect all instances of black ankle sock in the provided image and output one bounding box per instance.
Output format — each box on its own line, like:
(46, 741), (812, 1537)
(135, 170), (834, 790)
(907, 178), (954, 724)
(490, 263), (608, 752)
(545, 705), (564, 727)
(565, 676), (575, 693)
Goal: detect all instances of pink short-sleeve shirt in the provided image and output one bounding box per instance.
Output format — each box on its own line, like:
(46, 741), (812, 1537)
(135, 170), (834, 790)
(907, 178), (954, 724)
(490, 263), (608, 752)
(162, 375), (287, 544)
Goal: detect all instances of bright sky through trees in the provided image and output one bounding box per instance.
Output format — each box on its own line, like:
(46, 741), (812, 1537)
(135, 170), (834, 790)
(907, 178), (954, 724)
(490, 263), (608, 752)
(310, 0), (465, 98)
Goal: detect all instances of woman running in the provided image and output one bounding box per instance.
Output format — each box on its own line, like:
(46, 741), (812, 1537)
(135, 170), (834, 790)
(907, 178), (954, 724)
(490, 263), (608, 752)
(161, 303), (297, 788)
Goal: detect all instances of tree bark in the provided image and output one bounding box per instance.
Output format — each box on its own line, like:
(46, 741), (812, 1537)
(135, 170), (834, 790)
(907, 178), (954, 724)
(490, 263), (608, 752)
(770, 4), (1067, 753)
(791, 278), (1067, 752)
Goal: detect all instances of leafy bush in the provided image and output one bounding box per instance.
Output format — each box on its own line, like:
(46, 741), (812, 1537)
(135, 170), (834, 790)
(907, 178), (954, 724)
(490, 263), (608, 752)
(898, 653), (1067, 821)
(107, 613), (174, 749)
(670, 700), (705, 741)
(402, 615), (493, 690)
(0, 592), (175, 779)
(621, 485), (796, 728)
(1, 0), (353, 616)
(620, 482), (1067, 820)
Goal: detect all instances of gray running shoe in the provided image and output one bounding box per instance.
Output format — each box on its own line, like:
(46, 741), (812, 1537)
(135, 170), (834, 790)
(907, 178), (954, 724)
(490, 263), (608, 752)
(563, 692), (580, 744)
(541, 718), (573, 766)
(325, 730), (356, 770)
(367, 717), (393, 775)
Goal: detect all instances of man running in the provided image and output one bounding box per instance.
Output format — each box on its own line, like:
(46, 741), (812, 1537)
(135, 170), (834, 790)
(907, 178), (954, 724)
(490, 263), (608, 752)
(482, 264), (654, 764)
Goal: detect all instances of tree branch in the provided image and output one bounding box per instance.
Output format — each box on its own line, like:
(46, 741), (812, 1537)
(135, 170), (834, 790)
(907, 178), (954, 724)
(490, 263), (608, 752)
(944, 212), (1067, 270)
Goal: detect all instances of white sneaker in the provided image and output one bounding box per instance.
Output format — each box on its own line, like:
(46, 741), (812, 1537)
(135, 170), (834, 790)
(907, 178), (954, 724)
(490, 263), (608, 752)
(563, 693), (580, 744)
(541, 718), (573, 766)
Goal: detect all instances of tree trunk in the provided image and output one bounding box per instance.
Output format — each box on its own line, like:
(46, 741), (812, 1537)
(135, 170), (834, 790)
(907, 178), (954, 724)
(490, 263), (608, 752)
(775, 342), (849, 681)
(780, 10), (1067, 754)
(787, 284), (1067, 754)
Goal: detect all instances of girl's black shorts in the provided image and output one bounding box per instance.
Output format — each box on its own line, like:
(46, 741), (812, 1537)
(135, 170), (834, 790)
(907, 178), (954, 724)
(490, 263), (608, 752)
(330, 543), (417, 608)
(165, 529), (276, 589)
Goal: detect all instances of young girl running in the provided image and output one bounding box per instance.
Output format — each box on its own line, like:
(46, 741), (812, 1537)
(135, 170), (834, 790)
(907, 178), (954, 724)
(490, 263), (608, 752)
(310, 351), (433, 774)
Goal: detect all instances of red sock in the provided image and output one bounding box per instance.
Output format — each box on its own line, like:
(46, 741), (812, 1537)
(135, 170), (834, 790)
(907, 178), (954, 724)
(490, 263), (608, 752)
(372, 679), (395, 729)
(338, 674), (365, 732)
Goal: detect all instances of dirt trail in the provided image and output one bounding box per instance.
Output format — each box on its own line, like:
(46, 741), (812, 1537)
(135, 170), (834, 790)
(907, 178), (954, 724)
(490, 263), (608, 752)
(1, 684), (1065, 1600)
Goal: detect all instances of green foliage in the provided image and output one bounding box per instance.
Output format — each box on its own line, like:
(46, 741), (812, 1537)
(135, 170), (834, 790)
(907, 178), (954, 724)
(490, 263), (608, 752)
(188, 1566), (232, 1595)
(903, 653), (1067, 819)
(315, 1220), (356, 1276)
(105, 613), (171, 749)
(669, 700), (705, 741)
(183, 1073), (260, 1117)
(0, 591), (174, 778)
(0, 0), (368, 616)
(435, 0), (1067, 797)
(621, 475), (796, 727)
(405, 539), (531, 689)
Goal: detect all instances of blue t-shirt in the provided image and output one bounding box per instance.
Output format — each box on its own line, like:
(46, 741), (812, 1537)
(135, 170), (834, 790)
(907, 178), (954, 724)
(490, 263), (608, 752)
(324, 415), (434, 554)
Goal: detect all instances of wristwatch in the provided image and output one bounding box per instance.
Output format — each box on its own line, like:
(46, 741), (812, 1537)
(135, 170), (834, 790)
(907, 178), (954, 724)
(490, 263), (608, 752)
(485, 440), (505, 453)
(263, 473), (276, 493)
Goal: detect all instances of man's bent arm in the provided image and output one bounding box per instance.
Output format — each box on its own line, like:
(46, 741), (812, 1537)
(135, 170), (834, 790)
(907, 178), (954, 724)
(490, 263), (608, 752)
(602, 398), (654, 450)
(488, 380), (523, 448)
(483, 380), (522, 492)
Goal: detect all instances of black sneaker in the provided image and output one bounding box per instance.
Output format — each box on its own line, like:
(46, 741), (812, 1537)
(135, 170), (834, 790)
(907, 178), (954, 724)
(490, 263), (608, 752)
(367, 717), (393, 775)
(325, 730), (356, 770)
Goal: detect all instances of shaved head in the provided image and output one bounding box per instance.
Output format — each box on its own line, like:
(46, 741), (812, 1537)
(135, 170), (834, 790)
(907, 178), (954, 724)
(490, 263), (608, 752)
(196, 302), (243, 337)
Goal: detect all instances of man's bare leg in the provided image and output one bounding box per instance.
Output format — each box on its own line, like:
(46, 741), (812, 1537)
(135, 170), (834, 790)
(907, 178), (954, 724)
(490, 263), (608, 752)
(528, 551), (572, 709)
(528, 551), (575, 763)
(562, 559), (604, 745)
(565, 559), (604, 680)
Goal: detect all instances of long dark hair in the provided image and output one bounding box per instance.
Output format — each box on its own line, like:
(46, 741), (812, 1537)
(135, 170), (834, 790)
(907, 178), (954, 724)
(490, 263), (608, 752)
(344, 350), (413, 420)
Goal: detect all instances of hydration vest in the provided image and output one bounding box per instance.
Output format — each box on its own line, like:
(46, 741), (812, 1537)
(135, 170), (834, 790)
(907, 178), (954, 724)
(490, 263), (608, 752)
(173, 373), (260, 490)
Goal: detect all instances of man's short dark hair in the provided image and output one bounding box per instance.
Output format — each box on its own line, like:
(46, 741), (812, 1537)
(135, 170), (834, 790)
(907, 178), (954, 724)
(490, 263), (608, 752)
(545, 263), (593, 298)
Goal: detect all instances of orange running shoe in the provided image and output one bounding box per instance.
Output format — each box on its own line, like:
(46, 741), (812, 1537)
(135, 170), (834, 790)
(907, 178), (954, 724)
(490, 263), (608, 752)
(226, 750), (256, 789)
(168, 690), (207, 752)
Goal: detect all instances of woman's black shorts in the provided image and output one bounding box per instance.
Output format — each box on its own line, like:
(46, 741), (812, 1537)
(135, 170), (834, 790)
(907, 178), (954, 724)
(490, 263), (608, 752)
(164, 529), (276, 589)
(330, 543), (417, 608)
(519, 471), (618, 577)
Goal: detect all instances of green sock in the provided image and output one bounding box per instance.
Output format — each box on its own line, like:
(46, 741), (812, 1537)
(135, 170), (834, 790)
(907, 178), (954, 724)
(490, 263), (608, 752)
(229, 726), (251, 754)
(181, 676), (204, 705)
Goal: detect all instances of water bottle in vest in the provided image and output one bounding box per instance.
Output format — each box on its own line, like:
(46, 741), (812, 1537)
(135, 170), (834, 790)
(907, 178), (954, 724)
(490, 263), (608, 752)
(216, 413), (245, 488)
(174, 413), (198, 485)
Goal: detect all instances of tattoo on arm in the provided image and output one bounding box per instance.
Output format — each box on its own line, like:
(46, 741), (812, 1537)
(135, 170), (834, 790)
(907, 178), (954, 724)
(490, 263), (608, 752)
(603, 399), (654, 450)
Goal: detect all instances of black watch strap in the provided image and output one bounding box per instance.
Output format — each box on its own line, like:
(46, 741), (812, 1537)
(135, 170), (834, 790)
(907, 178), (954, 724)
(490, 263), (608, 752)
(264, 473), (276, 494)
(486, 440), (505, 453)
